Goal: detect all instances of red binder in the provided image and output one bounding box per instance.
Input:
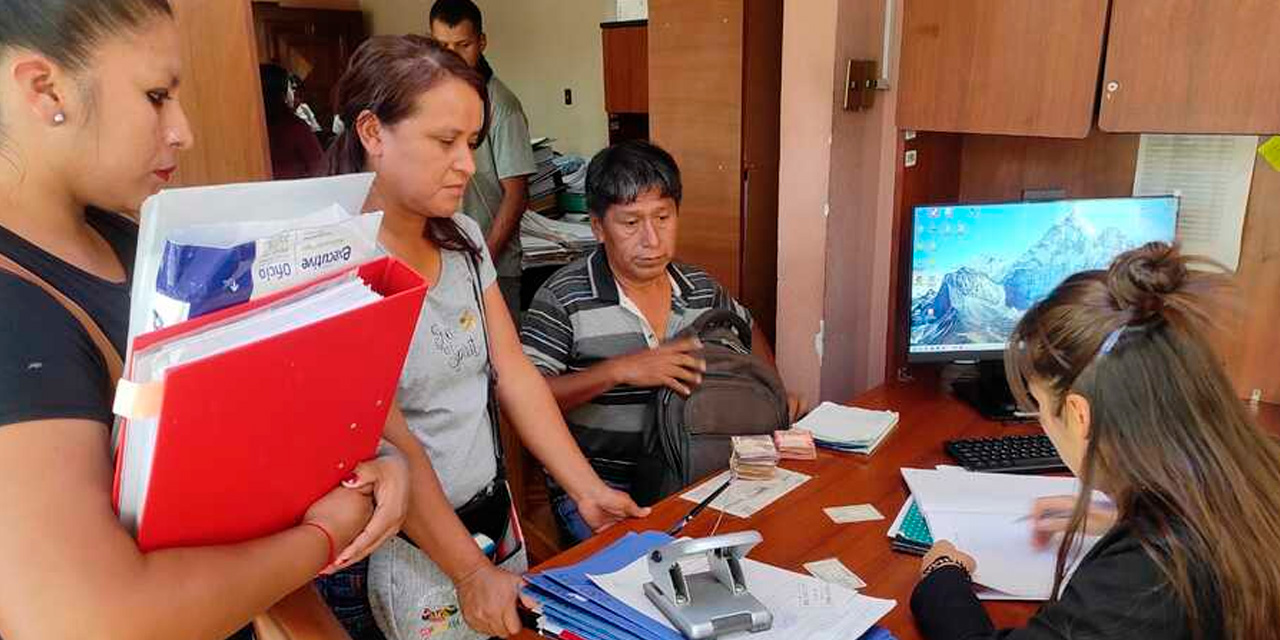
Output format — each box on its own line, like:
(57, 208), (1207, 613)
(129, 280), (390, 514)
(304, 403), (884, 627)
(113, 256), (427, 551)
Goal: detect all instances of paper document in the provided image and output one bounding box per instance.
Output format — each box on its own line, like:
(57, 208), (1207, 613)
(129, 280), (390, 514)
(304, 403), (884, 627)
(796, 402), (900, 455)
(1133, 134), (1257, 269)
(130, 173), (377, 351)
(588, 550), (894, 640)
(901, 467), (1106, 600)
(680, 469), (810, 518)
(803, 558), (867, 591)
(824, 504), (885, 524)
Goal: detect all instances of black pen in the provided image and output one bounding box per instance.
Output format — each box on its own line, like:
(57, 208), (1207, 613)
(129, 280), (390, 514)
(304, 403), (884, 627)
(667, 478), (733, 536)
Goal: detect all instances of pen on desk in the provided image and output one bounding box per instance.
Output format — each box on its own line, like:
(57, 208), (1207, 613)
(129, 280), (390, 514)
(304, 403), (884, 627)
(1014, 508), (1073, 523)
(667, 479), (733, 536)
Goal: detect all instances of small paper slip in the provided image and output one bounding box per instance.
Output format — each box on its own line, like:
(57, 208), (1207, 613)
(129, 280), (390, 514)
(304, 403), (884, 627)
(680, 468), (810, 518)
(795, 402), (900, 455)
(1261, 135), (1280, 172)
(774, 429), (817, 460)
(824, 504), (885, 524)
(804, 558), (867, 591)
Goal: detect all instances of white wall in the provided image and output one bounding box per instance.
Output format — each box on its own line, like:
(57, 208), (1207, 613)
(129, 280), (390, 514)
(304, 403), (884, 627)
(360, 0), (615, 158)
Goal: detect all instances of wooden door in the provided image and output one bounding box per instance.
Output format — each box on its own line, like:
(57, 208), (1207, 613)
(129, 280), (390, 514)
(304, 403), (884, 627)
(252, 2), (366, 135)
(649, 0), (745, 295)
(170, 0), (271, 186)
(1099, 0), (1280, 134)
(738, 0), (782, 343)
(602, 22), (648, 114)
(897, 0), (1109, 138)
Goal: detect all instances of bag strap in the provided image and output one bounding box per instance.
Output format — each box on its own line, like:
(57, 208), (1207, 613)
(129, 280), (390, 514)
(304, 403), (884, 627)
(0, 252), (123, 390)
(464, 250), (507, 480)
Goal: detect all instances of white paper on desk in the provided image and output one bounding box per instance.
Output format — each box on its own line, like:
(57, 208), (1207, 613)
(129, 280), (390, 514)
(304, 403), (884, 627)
(129, 173), (377, 352)
(680, 469), (810, 518)
(588, 552), (895, 640)
(795, 402), (899, 444)
(901, 467), (1105, 600)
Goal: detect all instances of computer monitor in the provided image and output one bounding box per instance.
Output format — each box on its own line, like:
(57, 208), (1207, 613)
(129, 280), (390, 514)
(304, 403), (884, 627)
(906, 196), (1179, 364)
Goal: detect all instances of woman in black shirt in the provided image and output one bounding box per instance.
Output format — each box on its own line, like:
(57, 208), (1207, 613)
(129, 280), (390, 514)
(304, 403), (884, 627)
(911, 242), (1280, 640)
(0, 2), (407, 638)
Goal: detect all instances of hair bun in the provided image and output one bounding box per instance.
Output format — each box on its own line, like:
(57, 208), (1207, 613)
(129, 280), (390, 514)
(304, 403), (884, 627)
(1106, 242), (1188, 321)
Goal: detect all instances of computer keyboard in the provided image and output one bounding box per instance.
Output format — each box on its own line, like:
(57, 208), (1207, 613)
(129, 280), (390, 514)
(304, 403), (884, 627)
(944, 434), (1068, 474)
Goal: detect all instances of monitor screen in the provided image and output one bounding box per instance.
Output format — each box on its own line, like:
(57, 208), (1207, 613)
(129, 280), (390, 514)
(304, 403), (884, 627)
(907, 196), (1179, 362)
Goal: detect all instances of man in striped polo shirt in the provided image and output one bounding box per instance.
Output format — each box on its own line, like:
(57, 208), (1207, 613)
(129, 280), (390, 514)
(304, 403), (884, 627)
(520, 141), (800, 543)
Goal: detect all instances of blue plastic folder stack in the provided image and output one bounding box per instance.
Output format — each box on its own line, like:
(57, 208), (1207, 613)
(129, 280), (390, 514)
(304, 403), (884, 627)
(524, 531), (682, 640)
(523, 531), (896, 640)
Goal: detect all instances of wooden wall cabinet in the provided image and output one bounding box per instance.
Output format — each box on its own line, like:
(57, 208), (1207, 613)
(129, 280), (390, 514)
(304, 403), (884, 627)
(649, 0), (782, 341)
(601, 22), (648, 114)
(899, 0), (1280, 137)
(897, 0), (1110, 138)
(252, 2), (366, 134)
(1098, 0), (1280, 134)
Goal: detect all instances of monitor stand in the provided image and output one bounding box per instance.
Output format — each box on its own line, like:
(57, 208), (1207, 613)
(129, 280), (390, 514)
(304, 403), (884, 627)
(946, 361), (1037, 423)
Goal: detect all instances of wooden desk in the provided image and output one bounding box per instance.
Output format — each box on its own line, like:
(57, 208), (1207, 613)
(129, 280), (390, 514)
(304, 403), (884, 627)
(517, 377), (1280, 640)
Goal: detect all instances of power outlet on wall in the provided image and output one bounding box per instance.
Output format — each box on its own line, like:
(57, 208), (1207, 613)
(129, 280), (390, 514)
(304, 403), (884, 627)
(564, 88), (573, 106)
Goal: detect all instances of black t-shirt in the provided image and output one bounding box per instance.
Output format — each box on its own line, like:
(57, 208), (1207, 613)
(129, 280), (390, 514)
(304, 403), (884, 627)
(0, 209), (136, 427)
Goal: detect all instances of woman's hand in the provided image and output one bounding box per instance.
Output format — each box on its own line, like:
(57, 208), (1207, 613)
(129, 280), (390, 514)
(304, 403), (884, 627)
(303, 486), (375, 560)
(456, 563), (525, 637)
(1028, 495), (1118, 549)
(920, 540), (976, 577)
(575, 484), (652, 533)
(325, 449), (411, 573)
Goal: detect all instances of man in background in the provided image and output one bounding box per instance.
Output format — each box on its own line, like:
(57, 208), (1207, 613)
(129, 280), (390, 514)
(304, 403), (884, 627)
(430, 0), (536, 320)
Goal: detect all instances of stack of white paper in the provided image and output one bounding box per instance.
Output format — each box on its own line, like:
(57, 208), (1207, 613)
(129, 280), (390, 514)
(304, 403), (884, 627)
(116, 274), (382, 533)
(588, 549), (895, 640)
(901, 467), (1106, 600)
(794, 402), (900, 455)
(521, 211), (599, 269)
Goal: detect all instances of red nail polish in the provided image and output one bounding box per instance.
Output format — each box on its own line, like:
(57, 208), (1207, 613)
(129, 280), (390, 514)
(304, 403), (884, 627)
(343, 473), (358, 484)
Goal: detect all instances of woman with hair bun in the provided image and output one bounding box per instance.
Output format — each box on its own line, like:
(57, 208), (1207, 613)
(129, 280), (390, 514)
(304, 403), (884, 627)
(911, 242), (1280, 640)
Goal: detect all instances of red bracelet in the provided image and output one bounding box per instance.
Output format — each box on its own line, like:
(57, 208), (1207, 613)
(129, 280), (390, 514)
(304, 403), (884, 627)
(302, 521), (336, 569)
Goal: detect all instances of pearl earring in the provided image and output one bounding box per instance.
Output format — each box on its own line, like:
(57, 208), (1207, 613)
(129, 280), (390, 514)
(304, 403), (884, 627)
(53, 112), (66, 125)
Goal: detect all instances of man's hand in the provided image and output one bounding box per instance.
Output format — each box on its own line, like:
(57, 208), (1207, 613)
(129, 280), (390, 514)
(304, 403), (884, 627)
(574, 484), (652, 533)
(607, 337), (706, 396)
(786, 393), (808, 424)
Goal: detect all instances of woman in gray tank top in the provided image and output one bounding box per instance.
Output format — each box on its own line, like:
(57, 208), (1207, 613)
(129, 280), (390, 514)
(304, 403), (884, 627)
(320, 35), (649, 640)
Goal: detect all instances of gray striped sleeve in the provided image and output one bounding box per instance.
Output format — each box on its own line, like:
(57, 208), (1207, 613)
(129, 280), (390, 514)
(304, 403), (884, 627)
(521, 284), (573, 376)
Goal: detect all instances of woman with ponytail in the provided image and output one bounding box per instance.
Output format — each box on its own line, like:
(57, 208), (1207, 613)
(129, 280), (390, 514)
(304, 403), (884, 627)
(318, 35), (648, 640)
(911, 242), (1280, 639)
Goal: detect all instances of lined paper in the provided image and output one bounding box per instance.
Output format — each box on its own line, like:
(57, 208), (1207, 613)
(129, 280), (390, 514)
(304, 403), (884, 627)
(1133, 134), (1257, 270)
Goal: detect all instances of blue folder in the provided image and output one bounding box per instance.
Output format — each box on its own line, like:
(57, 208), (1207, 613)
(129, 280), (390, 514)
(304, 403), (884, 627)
(524, 530), (684, 640)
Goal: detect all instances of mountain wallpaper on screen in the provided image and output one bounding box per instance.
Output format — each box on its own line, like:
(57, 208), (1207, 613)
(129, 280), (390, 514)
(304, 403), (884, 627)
(911, 211), (1135, 348)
